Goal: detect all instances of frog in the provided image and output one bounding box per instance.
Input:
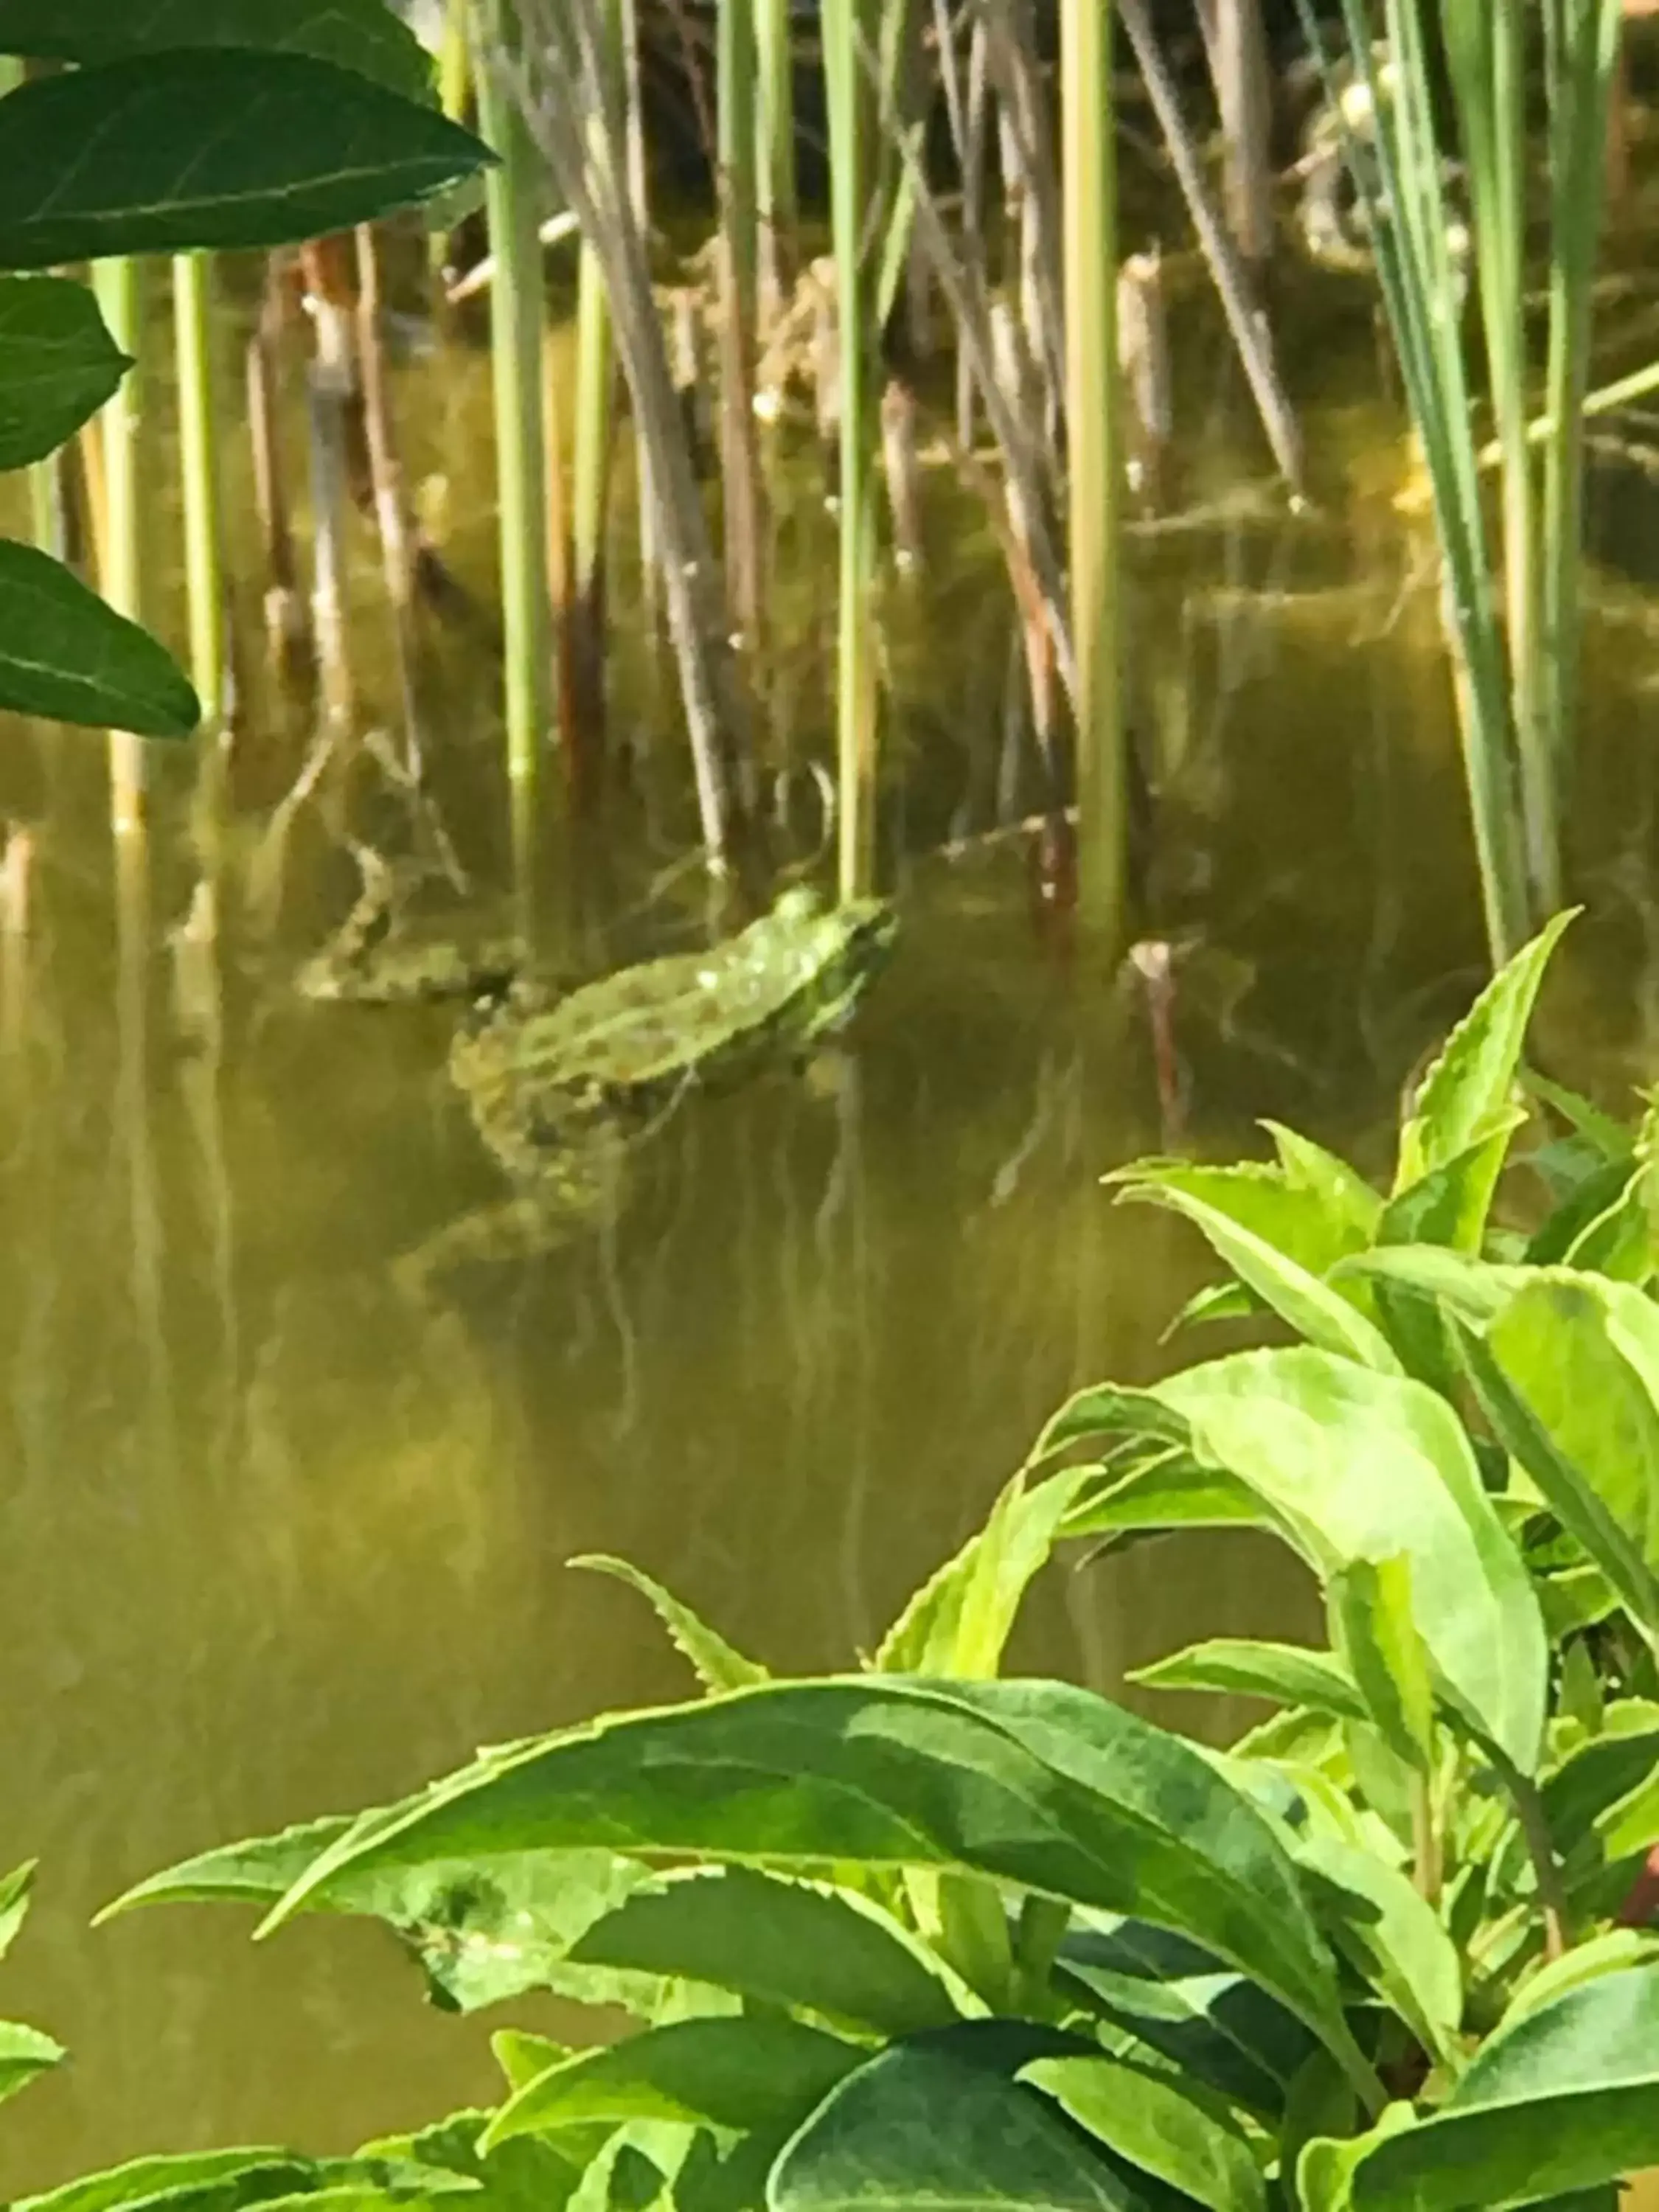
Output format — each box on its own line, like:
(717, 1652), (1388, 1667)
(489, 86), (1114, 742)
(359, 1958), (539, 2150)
(296, 844), (530, 1006)
(398, 885), (899, 1290)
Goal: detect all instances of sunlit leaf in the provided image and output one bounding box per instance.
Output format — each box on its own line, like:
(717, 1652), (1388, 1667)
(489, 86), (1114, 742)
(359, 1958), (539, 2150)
(568, 1867), (958, 2037)
(1329, 1557), (1436, 1773)
(1350, 1966), (1659, 2210)
(0, 2019), (63, 2107)
(875, 1468), (1085, 1677)
(248, 1676), (1358, 2073)
(0, 1860), (35, 1962)
(1130, 1639), (1367, 1722)
(1394, 914), (1574, 1192)
(481, 2017), (860, 2151)
(0, 540), (197, 733)
(1293, 1835), (1462, 2066)
(0, 52), (490, 268)
(1263, 1122), (1384, 1239)
(568, 1557), (768, 1692)
(1152, 1349), (1547, 1773)
(1026, 2053), (1265, 2212)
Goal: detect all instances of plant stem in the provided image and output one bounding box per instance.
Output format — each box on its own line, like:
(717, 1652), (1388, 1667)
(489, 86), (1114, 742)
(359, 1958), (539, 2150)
(474, 0), (554, 789)
(173, 253), (226, 729)
(1061, 0), (1124, 941)
(92, 257), (146, 832)
(824, 0), (878, 898)
(1506, 1763), (1571, 1961)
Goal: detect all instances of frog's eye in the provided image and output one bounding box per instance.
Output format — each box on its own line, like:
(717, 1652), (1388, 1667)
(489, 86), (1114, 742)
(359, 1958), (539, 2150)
(772, 885), (824, 925)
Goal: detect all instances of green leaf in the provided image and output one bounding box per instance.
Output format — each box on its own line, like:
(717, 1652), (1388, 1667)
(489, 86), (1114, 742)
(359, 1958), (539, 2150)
(1130, 1640), (1368, 1722)
(355, 2114), (597, 2212)
(1032, 1385), (1192, 1460)
(1062, 1455), (1273, 1544)
(0, 0), (434, 100)
(1350, 1966), (1659, 2210)
(769, 2041), (1158, 2212)
(1329, 1558), (1436, 1773)
(1055, 1914), (1319, 2117)
(568, 1557), (768, 1692)
(874, 1469), (1084, 1677)
(1521, 1069), (1633, 1165)
(481, 2017), (860, 2151)
(1110, 1180), (1401, 1372)
(1378, 1119), (1525, 1256)
(568, 1868), (956, 2037)
(0, 1860), (35, 1961)
(1293, 1837), (1462, 2067)
(1263, 1123), (1384, 1239)
(1394, 913), (1575, 1193)
(1458, 1280), (1659, 1644)
(1502, 1930), (1659, 2028)
(1526, 1158), (1638, 1267)
(1331, 1246), (1528, 1324)
(0, 2018), (63, 2107)
(0, 52), (491, 269)
(15, 2152), (321, 2212)
(1026, 2053), (1266, 2212)
(1107, 1157), (1373, 1276)
(0, 540), (197, 733)
(252, 1676), (1358, 2078)
(0, 278), (131, 469)
(1152, 1350), (1548, 1774)
(1298, 2106), (1417, 2212)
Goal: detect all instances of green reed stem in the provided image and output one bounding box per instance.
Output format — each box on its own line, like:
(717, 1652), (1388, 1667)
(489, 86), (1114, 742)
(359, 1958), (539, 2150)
(92, 257), (147, 831)
(755, 0), (798, 310)
(173, 254), (226, 728)
(571, 0), (619, 634)
(1539, 0), (1622, 859)
(1061, 0), (1124, 941)
(473, 0), (553, 786)
(824, 0), (878, 898)
(717, 0), (762, 639)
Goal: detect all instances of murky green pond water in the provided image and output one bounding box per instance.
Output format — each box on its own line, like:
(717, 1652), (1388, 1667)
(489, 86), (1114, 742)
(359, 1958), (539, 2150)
(5, 271), (1659, 2185)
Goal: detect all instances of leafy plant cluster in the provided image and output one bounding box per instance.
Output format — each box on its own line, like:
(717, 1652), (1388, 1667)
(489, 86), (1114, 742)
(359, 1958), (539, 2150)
(0, 0), (492, 738)
(11, 908), (1659, 2212)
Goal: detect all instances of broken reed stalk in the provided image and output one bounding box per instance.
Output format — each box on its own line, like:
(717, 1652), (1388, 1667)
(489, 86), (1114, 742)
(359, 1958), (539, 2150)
(1211, 0), (1274, 265)
(717, 0), (764, 644)
(248, 257), (307, 664)
(355, 223), (425, 770)
(513, 0), (756, 874)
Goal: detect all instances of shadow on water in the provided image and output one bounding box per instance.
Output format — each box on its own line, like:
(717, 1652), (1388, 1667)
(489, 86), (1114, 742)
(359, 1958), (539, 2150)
(6, 287), (1659, 2180)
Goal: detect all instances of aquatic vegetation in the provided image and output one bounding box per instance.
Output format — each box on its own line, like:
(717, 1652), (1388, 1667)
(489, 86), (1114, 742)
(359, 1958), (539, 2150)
(55, 909), (1659, 2206)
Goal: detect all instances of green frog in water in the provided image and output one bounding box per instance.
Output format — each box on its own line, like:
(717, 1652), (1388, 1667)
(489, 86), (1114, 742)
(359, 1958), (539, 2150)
(304, 877), (898, 1290)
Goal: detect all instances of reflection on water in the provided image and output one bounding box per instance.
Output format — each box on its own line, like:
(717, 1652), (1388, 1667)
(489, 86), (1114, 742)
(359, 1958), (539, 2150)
(4, 310), (1659, 2185)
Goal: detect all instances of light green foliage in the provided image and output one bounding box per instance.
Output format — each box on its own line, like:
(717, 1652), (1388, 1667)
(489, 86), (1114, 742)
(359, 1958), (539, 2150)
(42, 915), (1659, 2211)
(568, 1557), (769, 1692)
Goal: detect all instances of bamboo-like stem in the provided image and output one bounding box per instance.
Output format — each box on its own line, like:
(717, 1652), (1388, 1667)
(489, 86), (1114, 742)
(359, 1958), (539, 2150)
(1212, 0), (1273, 264)
(1062, 0), (1123, 940)
(824, 0), (878, 898)
(173, 254), (226, 729)
(717, 0), (763, 644)
(754, 0), (798, 320)
(92, 257), (147, 832)
(474, 0), (554, 789)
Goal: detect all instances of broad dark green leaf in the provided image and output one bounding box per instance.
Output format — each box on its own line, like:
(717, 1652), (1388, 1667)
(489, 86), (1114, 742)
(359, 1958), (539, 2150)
(769, 2042), (1159, 2212)
(252, 1676), (1357, 2073)
(1526, 1157), (1638, 1265)
(0, 53), (490, 269)
(0, 540), (197, 733)
(1025, 2054), (1265, 2212)
(483, 2017), (860, 2151)
(568, 1557), (768, 1692)
(876, 1469), (1085, 1677)
(0, 2018), (63, 2107)
(1350, 1966), (1659, 2210)
(1152, 1350), (1547, 1773)
(0, 0), (433, 101)
(1130, 1640), (1367, 1722)
(1394, 914), (1573, 1192)
(0, 1860), (35, 1961)
(0, 278), (130, 468)
(1378, 1119), (1524, 1256)
(568, 1867), (958, 2037)
(1055, 1915), (1319, 2118)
